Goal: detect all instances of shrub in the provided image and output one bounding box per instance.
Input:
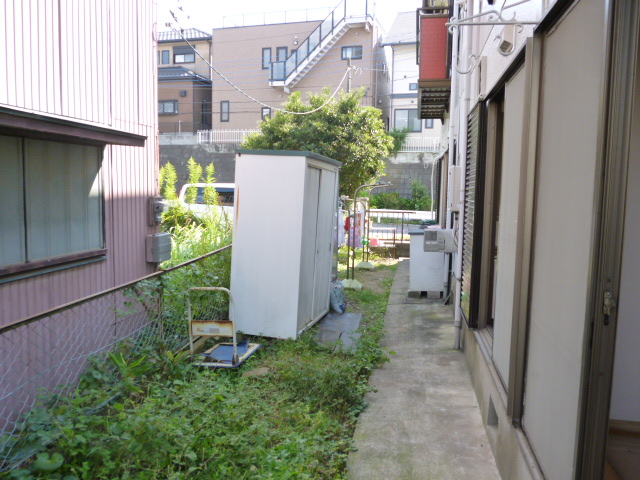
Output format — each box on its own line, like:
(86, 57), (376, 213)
(411, 179), (431, 211)
(369, 180), (432, 211)
(370, 192), (414, 210)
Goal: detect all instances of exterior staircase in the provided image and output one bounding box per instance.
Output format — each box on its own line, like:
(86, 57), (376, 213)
(269, 0), (373, 89)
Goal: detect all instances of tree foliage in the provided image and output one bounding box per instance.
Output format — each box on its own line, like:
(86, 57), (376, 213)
(242, 88), (394, 196)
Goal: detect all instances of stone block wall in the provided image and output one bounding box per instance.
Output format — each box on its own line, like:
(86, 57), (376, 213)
(160, 139), (441, 200)
(159, 143), (237, 192)
(381, 152), (439, 198)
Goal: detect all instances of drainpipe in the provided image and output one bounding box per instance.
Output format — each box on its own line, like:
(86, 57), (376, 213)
(453, 0), (470, 350)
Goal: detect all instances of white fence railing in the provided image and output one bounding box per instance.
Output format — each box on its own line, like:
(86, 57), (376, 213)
(400, 137), (441, 152)
(197, 130), (441, 152)
(197, 129), (259, 144)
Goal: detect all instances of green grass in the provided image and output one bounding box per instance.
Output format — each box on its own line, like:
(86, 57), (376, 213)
(2, 261), (397, 480)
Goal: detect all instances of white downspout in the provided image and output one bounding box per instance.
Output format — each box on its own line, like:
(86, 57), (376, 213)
(453, 0), (471, 350)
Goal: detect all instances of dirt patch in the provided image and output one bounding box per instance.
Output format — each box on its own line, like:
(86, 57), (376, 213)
(352, 259), (398, 295)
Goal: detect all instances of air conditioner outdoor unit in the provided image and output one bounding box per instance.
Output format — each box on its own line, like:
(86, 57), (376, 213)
(423, 228), (456, 253)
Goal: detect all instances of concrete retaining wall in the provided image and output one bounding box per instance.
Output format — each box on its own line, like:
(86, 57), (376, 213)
(159, 143), (237, 191)
(160, 140), (440, 197)
(381, 152), (439, 198)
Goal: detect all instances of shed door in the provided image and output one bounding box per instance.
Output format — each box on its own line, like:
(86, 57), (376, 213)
(298, 166), (321, 332)
(311, 168), (337, 320)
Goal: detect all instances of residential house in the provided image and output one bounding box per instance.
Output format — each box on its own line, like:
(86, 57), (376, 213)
(381, 11), (444, 201)
(209, 0), (388, 130)
(418, 0), (640, 479)
(158, 28), (212, 133)
(382, 11), (442, 141)
(0, 0), (158, 430)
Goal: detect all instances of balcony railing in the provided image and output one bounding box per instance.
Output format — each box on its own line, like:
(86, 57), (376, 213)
(399, 137), (441, 152)
(197, 129), (259, 144)
(269, 0), (372, 83)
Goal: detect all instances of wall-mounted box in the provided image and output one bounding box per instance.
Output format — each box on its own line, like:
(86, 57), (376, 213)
(449, 165), (463, 213)
(145, 233), (172, 263)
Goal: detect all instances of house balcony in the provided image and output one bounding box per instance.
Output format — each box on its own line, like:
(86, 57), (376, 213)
(197, 129), (259, 145)
(399, 136), (441, 153)
(417, 1), (452, 120)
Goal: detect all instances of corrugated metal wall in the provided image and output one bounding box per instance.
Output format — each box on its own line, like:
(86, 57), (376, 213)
(0, 0), (158, 326)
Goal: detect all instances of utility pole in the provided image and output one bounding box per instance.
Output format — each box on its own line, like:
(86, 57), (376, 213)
(347, 58), (352, 93)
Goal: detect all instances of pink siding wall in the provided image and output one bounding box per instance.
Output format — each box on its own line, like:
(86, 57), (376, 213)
(0, 0), (159, 326)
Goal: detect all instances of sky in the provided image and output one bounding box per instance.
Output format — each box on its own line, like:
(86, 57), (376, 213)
(156, 0), (422, 34)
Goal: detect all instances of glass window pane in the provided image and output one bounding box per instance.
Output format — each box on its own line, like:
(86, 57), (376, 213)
(276, 47), (288, 62)
(394, 110), (421, 132)
(25, 139), (103, 261)
(262, 48), (271, 69)
(221, 101), (229, 121)
(162, 50), (170, 64)
(408, 110), (422, 132)
(0, 135), (26, 267)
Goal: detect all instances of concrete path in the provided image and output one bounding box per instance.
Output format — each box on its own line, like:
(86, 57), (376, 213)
(347, 259), (501, 480)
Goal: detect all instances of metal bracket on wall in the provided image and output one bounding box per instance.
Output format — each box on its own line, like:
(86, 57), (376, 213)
(446, 0), (539, 40)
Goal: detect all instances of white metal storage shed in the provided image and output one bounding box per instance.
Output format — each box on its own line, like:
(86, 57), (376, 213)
(230, 150), (341, 339)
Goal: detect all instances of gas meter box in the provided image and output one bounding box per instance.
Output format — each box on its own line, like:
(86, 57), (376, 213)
(146, 233), (172, 263)
(423, 228), (456, 253)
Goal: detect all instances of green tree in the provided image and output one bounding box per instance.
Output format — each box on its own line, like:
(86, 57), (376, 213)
(388, 128), (410, 154)
(242, 88), (394, 195)
(411, 179), (431, 210)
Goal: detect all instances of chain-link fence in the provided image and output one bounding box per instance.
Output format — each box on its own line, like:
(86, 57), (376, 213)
(0, 245), (232, 471)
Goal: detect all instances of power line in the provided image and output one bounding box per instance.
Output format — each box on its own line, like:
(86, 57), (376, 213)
(167, 13), (354, 116)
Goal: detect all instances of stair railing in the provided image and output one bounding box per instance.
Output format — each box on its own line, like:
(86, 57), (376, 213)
(269, 0), (371, 82)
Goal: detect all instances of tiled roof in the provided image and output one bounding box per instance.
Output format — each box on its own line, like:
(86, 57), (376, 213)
(158, 66), (209, 82)
(382, 12), (416, 46)
(158, 28), (211, 43)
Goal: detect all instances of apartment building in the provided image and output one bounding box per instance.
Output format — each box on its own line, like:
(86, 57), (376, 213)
(158, 28), (212, 133)
(210, 0), (388, 130)
(382, 11), (442, 140)
(418, 1), (640, 479)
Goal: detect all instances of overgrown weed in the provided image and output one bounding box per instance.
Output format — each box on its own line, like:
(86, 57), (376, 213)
(2, 259), (397, 479)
